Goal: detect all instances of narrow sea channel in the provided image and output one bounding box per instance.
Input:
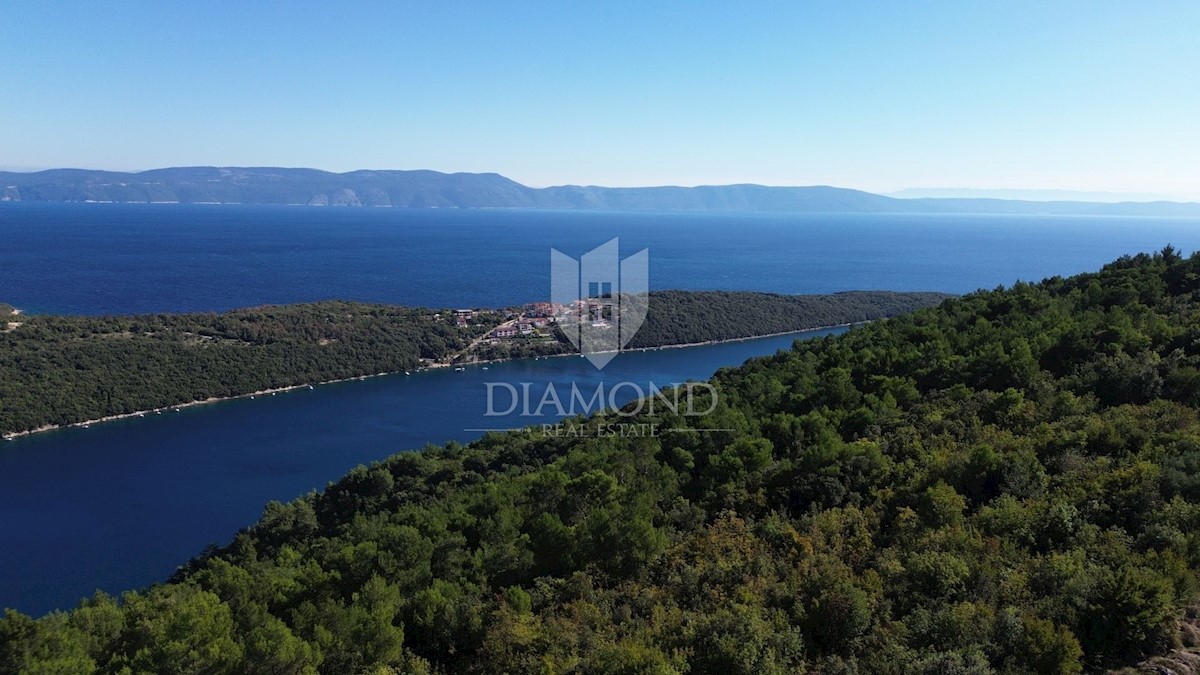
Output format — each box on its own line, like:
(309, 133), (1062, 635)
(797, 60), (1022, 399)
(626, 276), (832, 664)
(0, 328), (842, 615)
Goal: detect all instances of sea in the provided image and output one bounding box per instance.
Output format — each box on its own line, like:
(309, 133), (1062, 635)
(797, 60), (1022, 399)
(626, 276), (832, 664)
(2, 202), (1200, 615)
(7, 203), (1200, 315)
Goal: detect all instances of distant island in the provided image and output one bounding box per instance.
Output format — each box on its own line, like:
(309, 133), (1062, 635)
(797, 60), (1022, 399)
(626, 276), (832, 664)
(0, 290), (949, 437)
(3, 166), (1200, 216)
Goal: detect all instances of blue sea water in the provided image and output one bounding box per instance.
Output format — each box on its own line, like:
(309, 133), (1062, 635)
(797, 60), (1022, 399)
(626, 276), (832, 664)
(2, 203), (1200, 616)
(4, 203), (1200, 315)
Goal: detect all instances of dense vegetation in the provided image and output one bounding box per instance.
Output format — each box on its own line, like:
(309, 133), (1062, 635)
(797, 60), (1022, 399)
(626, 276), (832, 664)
(627, 290), (951, 349)
(0, 292), (944, 436)
(11, 251), (1200, 673)
(0, 302), (498, 435)
(469, 291), (949, 363)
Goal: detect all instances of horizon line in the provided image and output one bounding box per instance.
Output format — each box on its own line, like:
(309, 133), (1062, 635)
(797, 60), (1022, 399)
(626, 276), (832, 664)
(2, 164), (1197, 204)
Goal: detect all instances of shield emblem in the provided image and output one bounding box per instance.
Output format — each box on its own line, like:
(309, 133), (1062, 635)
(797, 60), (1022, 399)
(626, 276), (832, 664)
(551, 238), (649, 369)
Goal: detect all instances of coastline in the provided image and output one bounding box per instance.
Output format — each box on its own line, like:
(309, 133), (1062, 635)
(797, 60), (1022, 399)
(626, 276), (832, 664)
(0, 322), (858, 442)
(621, 321), (859, 353)
(0, 373), (397, 442)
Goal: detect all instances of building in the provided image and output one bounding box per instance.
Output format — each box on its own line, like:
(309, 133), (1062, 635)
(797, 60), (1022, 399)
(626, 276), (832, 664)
(525, 302), (554, 317)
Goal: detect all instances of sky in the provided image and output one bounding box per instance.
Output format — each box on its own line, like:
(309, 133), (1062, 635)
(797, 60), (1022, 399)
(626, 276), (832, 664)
(1, 2), (1198, 198)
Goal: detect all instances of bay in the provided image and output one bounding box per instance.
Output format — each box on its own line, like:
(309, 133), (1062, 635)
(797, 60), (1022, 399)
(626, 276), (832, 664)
(0, 329), (839, 616)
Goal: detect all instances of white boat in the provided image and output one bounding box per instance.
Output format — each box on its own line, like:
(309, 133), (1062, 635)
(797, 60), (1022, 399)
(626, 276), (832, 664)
(308, 385), (314, 390)
(455, 366), (465, 372)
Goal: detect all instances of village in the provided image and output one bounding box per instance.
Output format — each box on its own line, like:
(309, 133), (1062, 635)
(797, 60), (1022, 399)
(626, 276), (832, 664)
(453, 298), (613, 341)
(423, 299), (617, 368)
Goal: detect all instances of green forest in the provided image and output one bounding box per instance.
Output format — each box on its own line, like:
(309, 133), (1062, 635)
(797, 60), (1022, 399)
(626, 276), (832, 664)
(0, 291), (944, 437)
(464, 290), (949, 362)
(0, 302), (500, 436)
(9, 251), (1200, 672)
(627, 290), (952, 349)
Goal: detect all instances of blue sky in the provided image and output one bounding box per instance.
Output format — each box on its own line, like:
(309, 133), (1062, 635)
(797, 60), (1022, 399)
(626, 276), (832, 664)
(2, 2), (1197, 197)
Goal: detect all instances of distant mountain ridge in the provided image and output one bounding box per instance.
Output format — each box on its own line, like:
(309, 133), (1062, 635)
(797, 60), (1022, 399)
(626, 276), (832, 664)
(3, 166), (1199, 216)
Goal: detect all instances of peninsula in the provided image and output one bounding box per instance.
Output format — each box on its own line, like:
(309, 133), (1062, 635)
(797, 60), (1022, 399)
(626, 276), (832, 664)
(0, 290), (949, 437)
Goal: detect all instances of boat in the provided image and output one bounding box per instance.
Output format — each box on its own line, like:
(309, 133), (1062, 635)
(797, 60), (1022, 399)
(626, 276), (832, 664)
(308, 385), (314, 390)
(455, 366), (466, 372)
(482, 366), (489, 370)
(405, 371), (411, 375)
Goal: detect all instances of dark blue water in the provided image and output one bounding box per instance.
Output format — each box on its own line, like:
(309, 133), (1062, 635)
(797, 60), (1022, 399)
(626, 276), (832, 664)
(0, 330), (837, 616)
(4, 203), (1200, 315)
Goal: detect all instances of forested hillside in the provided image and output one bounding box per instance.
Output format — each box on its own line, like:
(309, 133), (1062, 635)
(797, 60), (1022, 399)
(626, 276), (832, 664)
(0, 302), (499, 435)
(0, 291), (945, 436)
(628, 290), (950, 348)
(8, 251), (1200, 672)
